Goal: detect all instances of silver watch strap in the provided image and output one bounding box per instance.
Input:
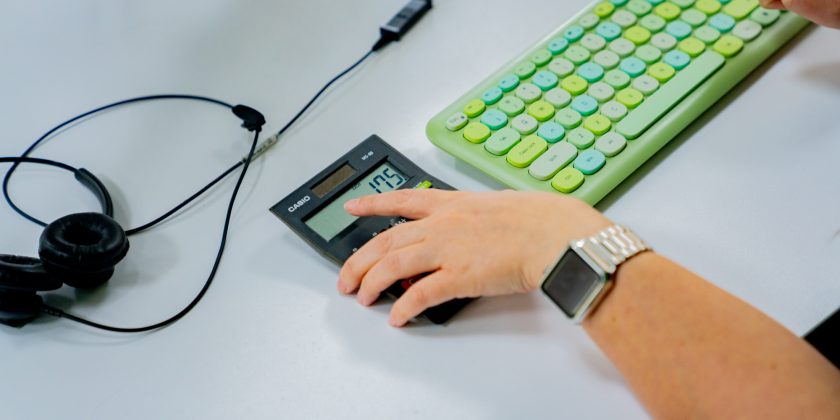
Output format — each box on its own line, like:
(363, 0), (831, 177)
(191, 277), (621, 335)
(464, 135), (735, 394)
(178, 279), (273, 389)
(575, 225), (649, 275)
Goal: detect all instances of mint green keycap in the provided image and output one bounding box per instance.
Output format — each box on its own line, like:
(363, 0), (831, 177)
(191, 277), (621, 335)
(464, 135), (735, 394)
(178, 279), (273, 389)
(537, 121), (566, 143)
(611, 10), (638, 27)
(498, 96), (526, 116)
(512, 114), (539, 134)
(671, 0), (697, 8)
(640, 14), (667, 31)
(600, 100), (628, 121)
(594, 132), (627, 156)
(732, 19), (761, 41)
(568, 127), (596, 148)
(480, 108), (508, 129)
(581, 34), (607, 52)
(651, 32), (678, 50)
(594, 50), (621, 69)
(484, 127), (521, 155)
(549, 58), (576, 77)
(507, 135), (548, 168)
(588, 82), (616, 102)
(532, 70), (559, 91)
(632, 74), (660, 95)
(604, 69), (631, 88)
(499, 74), (520, 92)
(573, 149), (607, 175)
(609, 38), (636, 57)
(694, 25), (722, 43)
(564, 45), (591, 65)
(445, 112), (468, 131)
(548, 38), (570, 55)
(551, 167), (585, 193)
(681, 8), (708, 26)
(544, 88), (572, 108)
(627, 0), (653, 15)
(529, 142), (577, 180)
(635, 45), (662, 63)
(515, 83), (542, 103)
(555, 107), (582, 128)
(750, 7), (779, 26)
(579, 13), (601, 29)
(616, 50), (724, 138)
(514, 61), (537, 79)
(530, 49), (553, 67)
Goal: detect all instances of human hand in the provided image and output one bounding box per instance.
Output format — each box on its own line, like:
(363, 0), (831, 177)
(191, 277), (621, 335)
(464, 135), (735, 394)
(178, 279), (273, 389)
(759, 0), (840, 28)
(337, 189), (613, 327)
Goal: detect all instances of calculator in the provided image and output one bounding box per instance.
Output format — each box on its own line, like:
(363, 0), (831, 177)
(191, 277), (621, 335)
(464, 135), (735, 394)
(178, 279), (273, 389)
(426, 0), (809, 205)
(270, 135), (472, 324)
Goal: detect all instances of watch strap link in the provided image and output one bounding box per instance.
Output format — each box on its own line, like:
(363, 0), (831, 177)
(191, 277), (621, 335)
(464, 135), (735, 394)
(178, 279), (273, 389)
(576, 225), (650, 275)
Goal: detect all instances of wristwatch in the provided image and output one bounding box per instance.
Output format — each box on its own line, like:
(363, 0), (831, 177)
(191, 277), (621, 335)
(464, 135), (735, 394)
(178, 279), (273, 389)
(540, 225), (650, 323)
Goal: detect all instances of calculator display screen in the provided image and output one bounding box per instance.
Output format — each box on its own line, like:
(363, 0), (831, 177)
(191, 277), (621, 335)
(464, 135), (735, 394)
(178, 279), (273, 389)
(305, 162), (407, 241)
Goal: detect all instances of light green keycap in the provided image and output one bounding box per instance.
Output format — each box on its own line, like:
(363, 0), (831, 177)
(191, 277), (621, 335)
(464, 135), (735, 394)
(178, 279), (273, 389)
(529, 141), (578, 180)
(583, 114), (612, 135)
(561, 75), (589, 95)
(579, 13), (601, 29)
(616, 50), (725, 138)
(594, 50), (621, 69)
(511, 114), (539, 134)
(694, 25), (721, 43)
(445, 112), (468, 131)
(611, 10), (638, 27)
(635, 45), (663, 63)
(551, 166), (585, 193)
(648, 62), (676, 82)
(499, 96), (526, 116)
(514, 61), (537, 79)
(640, 14), (667, 31)
(548, 58), (576, 77)
(463, 122), (491, 143)
(732, 19), (761, 41)
(617, 88), (644, 108)
(588, 82), (616, 102)
(600, 100), (628, 121)
(544, 88), (572, 108)
(565, 45), (592, 65)
(609, 38), (637, 57)
(594, 2), (616, 17)
(555, 107), (583, 128)
(567, 127), (596, 148)
(484, 127), (521, 155)
(750, 7), (779, 26)
(626, 0), (653, 16)
(723, 0), (758, 19)
(595, 132), (627, 156)
(581, 34), (607, 52)
(632, 74), (660, 95)
(515, 83), (543, 103)
(651, 32), (678, 50)
(671, 0), (696, 8)
(625, 26), (652, 45)
(528, 100), (556, 121)
(713, 34), (743, 57)
(655, 2), (682, 20)
(604, 69), (631, 89)
(678, 37), (706, 56)
(507, 135), (548, 168)
(681, 8), (708, 26)
(696, 0), (721, 14)
(531, 49), (554, 67)
(464, 99), (486, 118)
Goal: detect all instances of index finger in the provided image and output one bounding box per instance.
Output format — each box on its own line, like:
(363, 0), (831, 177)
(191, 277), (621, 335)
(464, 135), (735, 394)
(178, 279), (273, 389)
(343, 188), (460, 219)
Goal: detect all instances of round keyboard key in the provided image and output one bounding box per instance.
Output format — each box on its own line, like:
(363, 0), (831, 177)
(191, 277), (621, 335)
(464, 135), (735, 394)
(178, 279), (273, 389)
(634, 45), (662, 63)
(663, 50), (691, 69)
(507, 135), (548, 168)
(529, 142), (577, 180)
(574, 149), (607, 174)
(564, 25), (585, 42)
(564, 45), (591, 65)
(498, 96), (526, 116)
(651, 32), (678, 50)
(594, 1), (616, 17)
(624, 26), (652, 45)
(655, 2), (681, 20)
(530, 49), (553, 66)
(515, 83), (542, 103)
(579, 13), (601, 29)
(611, 9), (638, 27)
(480, 109), (509, 129)
(709, 13), (735, 32)
(681, 8), (708, 26)
(732, 19), (762, 41)
(581, 33), (607, 52)
(626, 0), (653, 16)
(548, 57), (575, 77)
(604, 69), (631, 89)
(694, 25), (722, 43)
(445, 112), (468, 131)
(499, 74), (520, 92)
(463, 122), (491, 143)
(577, 62), (605, 82)
(713, 34), (743, 57)
(666, 20), (693, 39)
(611, 0), (630, 6)
(583, 114), (612, 135)
(514, 61), (537, 79)
(750, 7), (780, 26)
(481, 87), (503, 105)
(600, 100), (628, 121)
(484, 128), (521, 155)
(609, 38), (636, 57)
(640, 14), (667, 31)
(561, 75), (589, 95)
(632, 74), (660, 95)
(617, 87), (644, 108)
(595, 132), (627, 157)
(696, 0), (721, 15)
(544, 88), (572, 108)
(593, 50), (621, 69)
(464, 99), (486, 118)
(511, 114), (539, 134)
(568, 127), (596, 149)
(619, 56), (647, 77)
(648, 62), (676, 82)
(678, 37), (706, 57)
(571, 95), (599, 116)
(596, 21), (623, 41)
(555, 107), (582, 128)
(588, 82), (616, 102)
(532, 70), (559, 91)
(548, 37), (570, 55)
(537, 121), (566, 143)
(551, 166), (585, 193)
(527, 100), (556, 121)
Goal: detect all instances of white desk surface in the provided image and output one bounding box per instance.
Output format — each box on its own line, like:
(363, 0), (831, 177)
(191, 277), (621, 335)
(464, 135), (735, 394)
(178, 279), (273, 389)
(2, 1), (839, 419)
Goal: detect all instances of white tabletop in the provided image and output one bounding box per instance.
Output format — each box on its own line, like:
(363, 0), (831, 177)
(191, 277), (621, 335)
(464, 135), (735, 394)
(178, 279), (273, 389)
(2, 1), (840, 419)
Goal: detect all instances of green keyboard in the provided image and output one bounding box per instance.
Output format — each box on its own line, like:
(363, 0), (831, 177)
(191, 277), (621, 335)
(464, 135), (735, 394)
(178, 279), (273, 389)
(426, 0), (809, 204)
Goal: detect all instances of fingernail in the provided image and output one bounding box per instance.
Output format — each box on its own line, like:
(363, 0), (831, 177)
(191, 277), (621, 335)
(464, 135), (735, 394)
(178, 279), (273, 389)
(389, 317), (402, 328)
(343, 199), (358, 211)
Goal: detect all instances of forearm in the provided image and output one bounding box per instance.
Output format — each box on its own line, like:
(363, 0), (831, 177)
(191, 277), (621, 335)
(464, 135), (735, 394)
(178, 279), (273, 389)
(583, 252), (840, 419)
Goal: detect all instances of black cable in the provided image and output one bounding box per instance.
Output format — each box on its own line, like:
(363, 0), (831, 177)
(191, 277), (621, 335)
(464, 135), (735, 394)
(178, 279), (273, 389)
(41, 129), (261, 333)
(0, 156), (78, 173)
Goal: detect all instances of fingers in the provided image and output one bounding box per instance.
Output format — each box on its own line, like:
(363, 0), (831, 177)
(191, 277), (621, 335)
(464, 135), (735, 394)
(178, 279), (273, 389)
(759, 0), (785, 9)
(389, 271), (465, 327)
(355, 244), (440, 307)
(337, 222), (425, 294)
(343, 188), (458, 219)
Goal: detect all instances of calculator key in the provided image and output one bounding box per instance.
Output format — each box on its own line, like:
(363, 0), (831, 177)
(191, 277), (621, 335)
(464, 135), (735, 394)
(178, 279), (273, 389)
(595, 1), (617, 17)
(596, 21), (623, 41)
(593, 50), (621, 69)
(548, 58), (576, 77)
(561, 75), (589, 95)
(620, 56), (647, 77)
(651, 32), (678, 50)
(601, 100), (629, 121)
(624, 26), (652, 45)
(611, 0), (630, 5)
(632, 74), (660, 95)
(484, 127), (521, 155)
(661, 51), (689, 74)
(694, 25), (722, 43)
(616, 50), (724, 138)
(529, 142), (577, 180)
(537, 121), (566, 143)
(514, 62), (537, 79)
(713, 34), (743, 57)
(611, 9), (639, 27)
(531, 49), (553, 67)
(551, 167), (585, 193)
(627, 0), (653, 15)
(544, 88), (572, 108)
(464, 99), (486, 118)
(750, 7), (779, 26)
(515, 83), (542, 103)
(648, 62), (677, 82)
(584, 114), (612, 135)
(445, 113), (468, 131)
(732, 19), (761, 41)
(671, 0), (696, 8)
(678, 37), (706, 56)
(581, 33), (608, 52)
(709, 13), (735, 32)
(640, 14), (667, 31)
(577, 63), (605, 82)
(568, 127), (596, 148)
(595, 132), (627, 157)
(666, 20), (693, 39)
(635, 45), (662, 63)
(604, 69), (632, 89)
(564, 45), (592, 65)
(564, 25), (586, 42)
(511, 114), (539, 134)
(681, 8), (708, 26)
(588, 82), (616, 102)
(722, 0), (758, 19)
(498, 96), (526, 116)
(695, 0), (721, 14)
(507, 135), (548, 168)
(480, 108), (509, 129)
(572, 95), (599, 116)
(463, 122), (491, 143)
(532, 70), (560, 91)
(555, 107), (583, 128)
(528, 100), (556, 121)
(574, 149), (607, 175)
(580, 13), (602, 29)
(499, 74), (520, 92)
(609, 38), (637, 57)
(548, 37), (570, 55)
(617, 87), (645, 108)
(655, 2), (682, 20)
(481, 87), (503, 105)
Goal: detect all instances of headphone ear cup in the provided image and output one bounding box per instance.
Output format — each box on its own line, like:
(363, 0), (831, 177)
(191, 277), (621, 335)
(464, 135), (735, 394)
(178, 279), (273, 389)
(0, 291), (43, 328)
(38, 213), (129, 289)
(0, 255), (63, 292)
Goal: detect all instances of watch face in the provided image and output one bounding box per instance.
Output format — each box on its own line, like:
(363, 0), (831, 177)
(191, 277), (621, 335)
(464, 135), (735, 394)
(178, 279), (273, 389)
(541, 248), (605, 318)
